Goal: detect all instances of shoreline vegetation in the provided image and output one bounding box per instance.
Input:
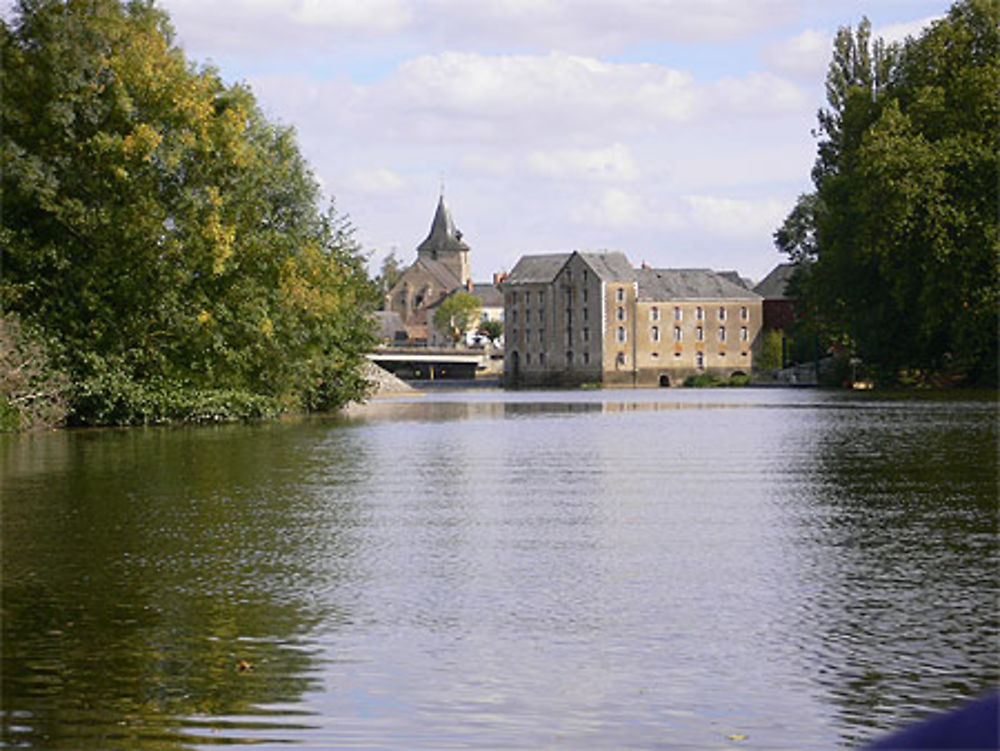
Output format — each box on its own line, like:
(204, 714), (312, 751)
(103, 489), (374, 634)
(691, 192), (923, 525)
(3, 0), (996, 433)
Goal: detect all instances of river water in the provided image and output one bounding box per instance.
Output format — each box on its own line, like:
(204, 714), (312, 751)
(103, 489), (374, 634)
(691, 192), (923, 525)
(1, 388), (996, 749)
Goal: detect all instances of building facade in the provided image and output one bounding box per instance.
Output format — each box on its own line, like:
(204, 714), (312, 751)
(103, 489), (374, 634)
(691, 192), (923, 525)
(503, 251), (763, 387)
(386, 194), (472, 343)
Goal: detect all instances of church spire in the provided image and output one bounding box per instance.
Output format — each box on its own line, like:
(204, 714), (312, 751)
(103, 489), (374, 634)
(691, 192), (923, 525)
(417, 193), (469, 257)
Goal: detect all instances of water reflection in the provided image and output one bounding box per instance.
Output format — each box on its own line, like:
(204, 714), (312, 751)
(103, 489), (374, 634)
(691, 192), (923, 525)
(781, 399), (999, 746)
(2, 392), (997, 749)
(1, 420), (360, 748)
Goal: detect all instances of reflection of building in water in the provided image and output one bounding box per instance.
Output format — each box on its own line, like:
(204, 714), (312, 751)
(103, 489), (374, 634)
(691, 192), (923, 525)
(502, 251), (763, 387)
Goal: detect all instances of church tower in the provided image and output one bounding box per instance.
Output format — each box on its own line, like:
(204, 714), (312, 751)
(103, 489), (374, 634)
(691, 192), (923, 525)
(416, 193), (470, 286)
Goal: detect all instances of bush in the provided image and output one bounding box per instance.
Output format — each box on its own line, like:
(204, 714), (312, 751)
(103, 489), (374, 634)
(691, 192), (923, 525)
(0, 315), (70, 431)
(71, 363), (281, 426)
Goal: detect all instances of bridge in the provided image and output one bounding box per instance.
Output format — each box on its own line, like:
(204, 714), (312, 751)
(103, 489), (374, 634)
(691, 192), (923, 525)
(367, 347), (502, 381)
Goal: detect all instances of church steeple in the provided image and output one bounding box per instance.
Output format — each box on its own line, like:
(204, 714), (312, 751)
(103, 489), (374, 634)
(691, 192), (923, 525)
(416, 193), (470, 284)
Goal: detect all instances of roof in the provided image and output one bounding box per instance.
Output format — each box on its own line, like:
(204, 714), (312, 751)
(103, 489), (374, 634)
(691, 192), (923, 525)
(416, 194), (469, 256)
(469, 282), (503, 307)
(505, 253), (571, 284)
(636, 268), (762, 302)
(430, 283), (503, 310)
(717, 270), (752, 289)
(404, 256), (463, 291)
(753, 263), (797, 299)
(577, 251), (634, 282)
(505, 250), (634, 285)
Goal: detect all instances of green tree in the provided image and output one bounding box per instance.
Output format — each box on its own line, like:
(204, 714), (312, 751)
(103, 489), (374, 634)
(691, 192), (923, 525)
(433, 292), (481, 345)
(373, 249), (403, 308)
(776, 0), (999, 385)
(1, 0), (376, 424)
(477, 318), (503, 346)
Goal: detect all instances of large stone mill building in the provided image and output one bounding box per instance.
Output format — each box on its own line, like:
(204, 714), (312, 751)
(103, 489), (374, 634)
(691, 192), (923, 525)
(502, 251), (763, 386)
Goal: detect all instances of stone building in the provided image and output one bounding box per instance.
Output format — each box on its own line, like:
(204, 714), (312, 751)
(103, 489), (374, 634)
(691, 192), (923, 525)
(502, 251), (762, 387)
(386, 194), (472, 343)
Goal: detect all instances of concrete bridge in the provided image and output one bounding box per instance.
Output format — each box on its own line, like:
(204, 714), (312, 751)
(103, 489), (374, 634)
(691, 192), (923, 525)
(367, 347), (501, 381)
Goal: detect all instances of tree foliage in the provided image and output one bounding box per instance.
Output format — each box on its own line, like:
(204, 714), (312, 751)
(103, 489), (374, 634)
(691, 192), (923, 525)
(775, 0), (999, 385)
(1, 0), (377, 424)
(432, 292), (481, 345)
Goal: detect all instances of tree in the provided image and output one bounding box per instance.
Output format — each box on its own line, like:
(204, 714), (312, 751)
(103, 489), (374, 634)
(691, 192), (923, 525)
(432, 293), (481, 346)
(775, 0), (999, 385)
(1, 0), (376, 424)
(477, 318), (504, 346)
(374, 249), (403, 308)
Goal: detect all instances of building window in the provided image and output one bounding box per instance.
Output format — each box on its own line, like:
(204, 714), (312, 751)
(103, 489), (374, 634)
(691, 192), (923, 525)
(696, 326), (704, 341)
(674, 306), (682, 321)
(525, 353), (531, 365)
(673, 326), (681, 341)
(566, 350), (573, 365)
(696, 352), (705, 369)
(583, 327), (589, 342)
(651, 351), (659, 359)
(617, 326), (626, 343)
(583, 307), (589, 321)
(740, 306), (749, 321)
(512, 309), (518, 324)
(539, 329), (545, 343)
(539, 291), (545, 306)
(696, 306), (704, 321)
(540, 352), (546, 364)
(718, 306), (727, 321)
(718, 326), (726, 341)
(583, 351), (590, 365)
(651, 326), (660, 342)
(616, 352), (626, 366)
(583, 287), (589, 303)
(740, 326), (748, 341)
(616, 307), (626, 321)
(616, 287), (625, 302)
(512, 327), (519, 341)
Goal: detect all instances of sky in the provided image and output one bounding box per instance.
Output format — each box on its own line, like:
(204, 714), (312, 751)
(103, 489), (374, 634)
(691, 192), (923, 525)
(8, 0), (948, 283)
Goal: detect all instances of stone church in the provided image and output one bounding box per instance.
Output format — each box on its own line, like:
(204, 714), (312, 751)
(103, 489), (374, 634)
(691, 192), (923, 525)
(386, 194), (472, 342)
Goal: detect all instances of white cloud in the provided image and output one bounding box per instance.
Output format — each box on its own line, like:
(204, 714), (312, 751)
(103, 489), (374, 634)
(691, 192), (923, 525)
(762, 29), (831, 79)
(573, 188), (645, 228)
(528, 143), (640, 183)
(877, 15), (941, 44)
(682, 195), (788, 238)
(348, 168), (406, 194)
(422, 0), (798, 52)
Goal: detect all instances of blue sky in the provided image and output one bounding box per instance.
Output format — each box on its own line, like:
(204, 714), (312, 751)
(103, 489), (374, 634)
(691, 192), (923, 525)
(6, 0), (949, 282)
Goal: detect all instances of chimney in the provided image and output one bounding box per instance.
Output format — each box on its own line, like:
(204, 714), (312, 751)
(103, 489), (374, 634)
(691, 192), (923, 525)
(493, 271), (508, 285)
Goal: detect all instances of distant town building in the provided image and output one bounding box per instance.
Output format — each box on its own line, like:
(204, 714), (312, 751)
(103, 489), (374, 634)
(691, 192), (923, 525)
(502, 251), (763, 386)
(753, 262), (798, 332)
(385, 194), (472, 343)
(426, 280), (505, 347)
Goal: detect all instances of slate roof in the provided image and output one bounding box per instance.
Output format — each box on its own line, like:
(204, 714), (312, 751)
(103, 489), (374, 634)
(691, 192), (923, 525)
(469, 283), (503, 307)
(417, 195), (470, 256)
(753, 263), (797, 299)
(636, 268), (762, 302)
(408, 256), (463, 290)
(505, 253), (571, 284)
(577, 251), (634, 281)
(430, 283), (503, 310)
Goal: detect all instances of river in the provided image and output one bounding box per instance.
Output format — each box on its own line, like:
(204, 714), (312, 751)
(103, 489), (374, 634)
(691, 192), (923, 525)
(1, 388), (996, 749)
